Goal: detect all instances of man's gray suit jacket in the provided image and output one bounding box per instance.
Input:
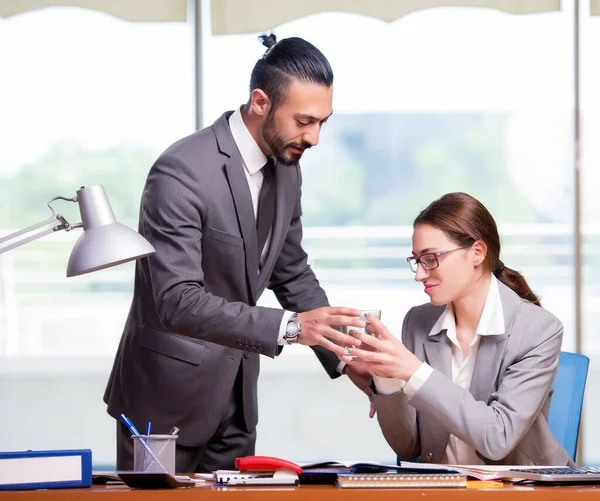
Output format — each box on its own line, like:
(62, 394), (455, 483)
(104, 111), (340, 447)
(374, 281), (572, 466)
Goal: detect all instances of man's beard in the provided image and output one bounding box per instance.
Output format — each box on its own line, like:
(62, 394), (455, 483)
(262, 111), (311, 166)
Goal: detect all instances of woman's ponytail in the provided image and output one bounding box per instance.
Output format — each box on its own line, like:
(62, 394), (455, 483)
(494, 261), (541, 306)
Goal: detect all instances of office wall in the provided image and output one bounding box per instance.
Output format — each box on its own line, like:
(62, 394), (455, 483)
(0, 351), (396, 467)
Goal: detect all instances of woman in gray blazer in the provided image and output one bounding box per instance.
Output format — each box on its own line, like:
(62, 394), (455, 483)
(344, 192), (571, 466)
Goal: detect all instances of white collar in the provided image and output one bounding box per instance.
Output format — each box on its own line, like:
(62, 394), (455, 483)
(229, 107), (269, 175)
(428, 274), (505, 339)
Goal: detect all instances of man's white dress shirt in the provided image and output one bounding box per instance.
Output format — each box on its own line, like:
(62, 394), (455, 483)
(229, 108), (294, 344)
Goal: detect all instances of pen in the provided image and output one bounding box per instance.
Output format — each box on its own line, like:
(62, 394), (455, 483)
(119, 414), (141, 435)
(142, 422), (152, 471)
(119, 413), (166, 473)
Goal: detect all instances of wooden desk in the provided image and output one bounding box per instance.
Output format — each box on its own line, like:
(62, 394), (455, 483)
(1, 484), (600, 500)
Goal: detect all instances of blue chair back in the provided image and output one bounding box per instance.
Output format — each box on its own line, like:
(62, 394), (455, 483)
(547, 351), (589, 460)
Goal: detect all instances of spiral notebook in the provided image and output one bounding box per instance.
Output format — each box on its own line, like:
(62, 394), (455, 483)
(337, 472), (467, 489)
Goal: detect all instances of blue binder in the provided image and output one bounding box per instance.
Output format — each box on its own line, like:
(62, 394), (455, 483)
(0, 449), (92, 490)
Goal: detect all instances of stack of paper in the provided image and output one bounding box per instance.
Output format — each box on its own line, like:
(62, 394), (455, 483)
(300, 459), (559, 481)
(408, 463), (567, 481)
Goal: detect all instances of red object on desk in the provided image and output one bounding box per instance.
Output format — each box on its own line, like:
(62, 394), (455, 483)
(236, 455), (303, 474)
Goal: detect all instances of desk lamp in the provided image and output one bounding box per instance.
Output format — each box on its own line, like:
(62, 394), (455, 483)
(0, 184), (155, 275)
(0, 185), (155, 490)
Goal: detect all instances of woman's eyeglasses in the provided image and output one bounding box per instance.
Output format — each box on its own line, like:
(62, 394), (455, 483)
(406, 246), (470, 273)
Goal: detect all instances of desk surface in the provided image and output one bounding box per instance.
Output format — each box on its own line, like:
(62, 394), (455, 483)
(1, 484), (600, 500)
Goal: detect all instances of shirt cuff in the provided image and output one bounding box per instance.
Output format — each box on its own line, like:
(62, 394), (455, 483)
(277, 310), (295, 346)
(403, 362), (433, 398)
(336, 361), (346, 374)
(373, 376), (406, 395)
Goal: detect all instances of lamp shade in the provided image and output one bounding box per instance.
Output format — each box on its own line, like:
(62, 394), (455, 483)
(66, 185), (155, 277)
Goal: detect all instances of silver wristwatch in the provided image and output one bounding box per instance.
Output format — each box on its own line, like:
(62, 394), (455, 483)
(283, 313), (302, 344)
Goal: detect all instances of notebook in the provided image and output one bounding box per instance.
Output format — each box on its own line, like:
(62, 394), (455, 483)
(337, 472), (467, 489)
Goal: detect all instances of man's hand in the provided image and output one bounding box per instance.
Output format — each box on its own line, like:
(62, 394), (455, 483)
(297, 306), (364, 357)
(344, 364), (376, 418)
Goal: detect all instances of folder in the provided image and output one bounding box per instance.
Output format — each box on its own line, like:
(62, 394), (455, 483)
(0, 449), (92, 490)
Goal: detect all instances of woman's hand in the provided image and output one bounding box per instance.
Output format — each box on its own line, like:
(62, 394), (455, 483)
(341, 313), (422, 381)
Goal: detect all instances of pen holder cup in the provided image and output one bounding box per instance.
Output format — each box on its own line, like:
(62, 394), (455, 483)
(133, 434), (177, 475)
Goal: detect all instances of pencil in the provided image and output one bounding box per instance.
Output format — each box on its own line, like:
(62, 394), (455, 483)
(467, 481), (504, 488)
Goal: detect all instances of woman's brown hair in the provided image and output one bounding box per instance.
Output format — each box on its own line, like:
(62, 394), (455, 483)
(413, 192), (541, 306)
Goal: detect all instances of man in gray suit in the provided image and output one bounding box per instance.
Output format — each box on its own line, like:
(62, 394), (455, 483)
(103, 34), (368, 473)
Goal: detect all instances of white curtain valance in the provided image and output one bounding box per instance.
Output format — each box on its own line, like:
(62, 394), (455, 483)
(211, 0), (560, 35)
(6, 0), (593, 31)
(0, 0), (187, 22)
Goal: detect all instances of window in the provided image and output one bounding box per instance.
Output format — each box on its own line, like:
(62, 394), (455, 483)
(0, 7), (192, 465)
(2, 1), (594, 468)
(204, 6), (575, 461)
(581, 2), (600, 465)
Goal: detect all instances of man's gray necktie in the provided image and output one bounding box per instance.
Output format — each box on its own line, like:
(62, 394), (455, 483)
(256, 158), (275, 253)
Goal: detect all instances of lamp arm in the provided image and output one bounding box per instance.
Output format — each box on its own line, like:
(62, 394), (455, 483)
(47, 195), (78, 211)
(0, 194), (80, 255)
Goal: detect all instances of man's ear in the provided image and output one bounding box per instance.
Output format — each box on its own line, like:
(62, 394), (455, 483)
(249, 89), (271, 118)
(471, 240), (487, 267)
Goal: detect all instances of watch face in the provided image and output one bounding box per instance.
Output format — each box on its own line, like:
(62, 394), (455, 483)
(286, 320), (299, 336)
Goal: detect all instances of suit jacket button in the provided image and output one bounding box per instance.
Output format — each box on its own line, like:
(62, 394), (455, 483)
(257, 346), (264, 353)
(424, 453), (433, 462)
(243, 344), (250, 350)
(244, 352), (250, 359)
(236, 342), (243, 349)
